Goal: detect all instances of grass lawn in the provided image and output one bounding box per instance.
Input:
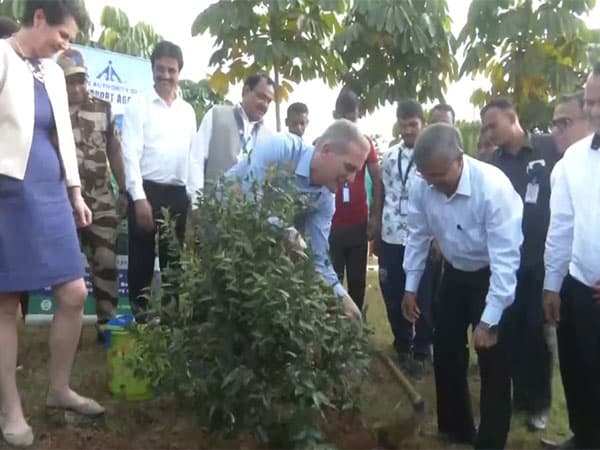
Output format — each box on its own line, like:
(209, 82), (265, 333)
(7, 270), (571, 449)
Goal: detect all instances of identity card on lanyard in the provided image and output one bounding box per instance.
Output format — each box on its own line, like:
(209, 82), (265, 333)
(342, 182), (350, 204)
(233, 107), (259, 160)
(398, 149), (414, 215)
(525, 159), (545, 204)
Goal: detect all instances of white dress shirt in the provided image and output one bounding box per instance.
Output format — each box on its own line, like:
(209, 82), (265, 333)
(403, 155), (524, 325)
(381, 142), (418, 246)
(187, 103), (260, 203)
(121, 89), (197, 201)
(544, 134), (600, 292)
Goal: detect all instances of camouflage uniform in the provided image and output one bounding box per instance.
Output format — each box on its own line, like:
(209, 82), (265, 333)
(71, 96), (120, 322)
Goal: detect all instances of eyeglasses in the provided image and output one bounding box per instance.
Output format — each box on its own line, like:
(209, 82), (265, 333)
(551, 116), (585, 132)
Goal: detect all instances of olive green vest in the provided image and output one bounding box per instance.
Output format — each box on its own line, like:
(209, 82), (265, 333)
(205, 105), (271, 184)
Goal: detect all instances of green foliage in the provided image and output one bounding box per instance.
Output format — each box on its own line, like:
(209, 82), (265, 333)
(135, 174), (371, 448)
(191, 0), (348, 130)
(455, 120), (481, 157)
(179, 79), (228, 124)
(0, 0), (20, 20)
(334, 0), (457, 113)
(96, 6), (162, 58)
(458, 0), (600, 130)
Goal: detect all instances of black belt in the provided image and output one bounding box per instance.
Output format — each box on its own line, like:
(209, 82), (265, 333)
(444, 261), (490, 278)
(142, 180), (186, 191)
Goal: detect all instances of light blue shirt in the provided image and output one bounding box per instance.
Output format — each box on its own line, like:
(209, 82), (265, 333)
(403, 155), (524, 326)
(226, 133), (347, 298)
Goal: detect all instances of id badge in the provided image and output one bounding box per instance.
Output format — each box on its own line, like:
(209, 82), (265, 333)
(525, 182), (539, 204)
(342, 184), (350, 204)
(399, 194), (409, 216)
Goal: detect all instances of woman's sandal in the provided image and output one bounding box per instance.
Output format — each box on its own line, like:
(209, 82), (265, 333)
(46, 397), (105, 417)
(1, 427), (34, 447)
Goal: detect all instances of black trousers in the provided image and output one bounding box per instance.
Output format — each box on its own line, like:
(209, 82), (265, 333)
(434, 263), (511, 449)
(329, 222), (368, 310)
(19, 293), (28, 317)
(557, 274), (600, 449)
(503, 264), (552, 414)
(378, 241), (434, 358)
(127, 181), (188, 319)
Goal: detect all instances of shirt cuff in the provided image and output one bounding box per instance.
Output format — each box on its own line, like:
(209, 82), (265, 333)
(543, 272), (565, 293)
(129, 184), (146, 202)
(404, 271), (423, 293)
(480, 302), (504, 326)
(333, 283), (347, 299)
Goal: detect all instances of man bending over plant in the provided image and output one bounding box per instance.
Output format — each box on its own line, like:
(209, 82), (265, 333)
(225, 119), (370, 321)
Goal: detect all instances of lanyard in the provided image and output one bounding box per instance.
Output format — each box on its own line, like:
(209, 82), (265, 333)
(233, 106), (260, 154)
(397, 148), (414, 190)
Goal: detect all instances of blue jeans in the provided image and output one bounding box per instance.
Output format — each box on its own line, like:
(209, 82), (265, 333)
(378, 241), (435, 359)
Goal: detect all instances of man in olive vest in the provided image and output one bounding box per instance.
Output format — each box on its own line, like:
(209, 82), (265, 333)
(188, 73), (275, 205)
(58, 49), (127, 339)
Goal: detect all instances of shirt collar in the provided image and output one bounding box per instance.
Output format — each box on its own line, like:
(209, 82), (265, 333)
(295, 145), (314, 180)
(454, 155), (472, 198)
(497, 132), (534, 159)
(150, 88), (180, 106)
(238, 103), (261, 128)
(400, 145), (414, 158)
(390, 141), (413, 159)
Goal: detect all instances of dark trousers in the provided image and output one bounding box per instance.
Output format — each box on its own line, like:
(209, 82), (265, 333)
(434, 263), (511, 449)
(504, 264), (552, 414)
(557, 274), (600, 449)
(329, 223), (368, 310)
(378, 241), (434, 358)
(127, 181), (188, 319)
(19, 293), (28, 317)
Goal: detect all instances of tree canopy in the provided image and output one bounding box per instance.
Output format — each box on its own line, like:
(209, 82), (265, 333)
(458, 0), (600, 129)
(96, 6), (162, 59)
(334, 0), (457, 113)
(192, 0), (348, 130)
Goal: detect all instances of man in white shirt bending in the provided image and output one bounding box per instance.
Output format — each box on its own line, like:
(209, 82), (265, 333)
(121, 41), (197, 320)
(542, 63), (600, 450)
(187, 73), (275, 205)
(402, 123), (523, 449)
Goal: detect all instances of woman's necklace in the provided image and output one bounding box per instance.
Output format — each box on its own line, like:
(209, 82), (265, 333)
(9, 37), (46, 84)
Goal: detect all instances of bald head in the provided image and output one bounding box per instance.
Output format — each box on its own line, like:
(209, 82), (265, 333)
(312, 119), (370, 193)
(413, 123), (465, 197)
(318, 118), (369, 155)
(414, 123), (464, 167)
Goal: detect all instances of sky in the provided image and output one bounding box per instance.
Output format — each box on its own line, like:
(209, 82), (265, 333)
(85, 0), (600, 145)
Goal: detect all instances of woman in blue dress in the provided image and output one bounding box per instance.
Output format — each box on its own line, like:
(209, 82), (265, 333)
(0, 1), (104, 446)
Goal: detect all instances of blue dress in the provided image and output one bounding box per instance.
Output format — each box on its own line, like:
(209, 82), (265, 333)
(0, 76), (85, 292)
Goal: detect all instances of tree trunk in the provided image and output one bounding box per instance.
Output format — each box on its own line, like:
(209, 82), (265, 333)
(273, 65), (281, 132)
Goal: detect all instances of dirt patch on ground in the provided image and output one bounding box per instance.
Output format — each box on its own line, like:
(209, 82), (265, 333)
(33, 416), (379, 450)
(6, 327), (389, 450)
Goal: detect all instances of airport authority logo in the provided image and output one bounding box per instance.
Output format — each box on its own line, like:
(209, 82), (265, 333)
(97, 60), (122, 83)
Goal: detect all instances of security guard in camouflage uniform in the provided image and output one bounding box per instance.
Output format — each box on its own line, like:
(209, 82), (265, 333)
(57, 49), (128, 335)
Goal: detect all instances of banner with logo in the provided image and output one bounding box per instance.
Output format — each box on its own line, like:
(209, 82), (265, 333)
(75, 44), (154, 128)
(27, 46), (156, 323)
